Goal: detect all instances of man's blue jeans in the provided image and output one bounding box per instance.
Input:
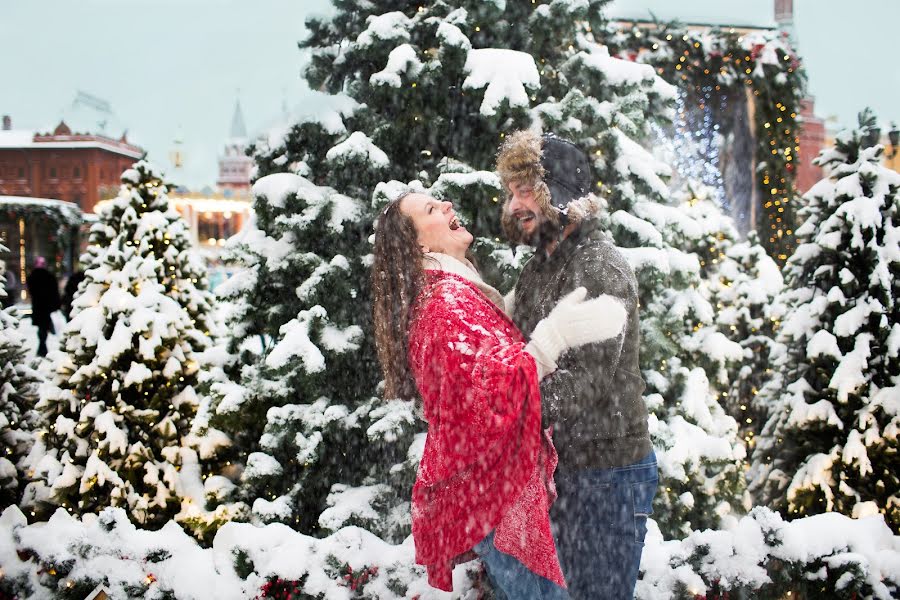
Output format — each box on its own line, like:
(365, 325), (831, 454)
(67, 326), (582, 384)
(550, 450), (658, 599)
(474, 531), (570, 600)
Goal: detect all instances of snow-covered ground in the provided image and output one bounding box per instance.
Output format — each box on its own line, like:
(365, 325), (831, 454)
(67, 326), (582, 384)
(8, 306), (66, 361)
(1, 504), (898, 600)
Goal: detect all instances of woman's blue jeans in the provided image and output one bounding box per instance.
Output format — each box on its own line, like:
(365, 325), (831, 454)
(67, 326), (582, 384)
(473, 531), (570, 600)
(550, 450), (658, 599)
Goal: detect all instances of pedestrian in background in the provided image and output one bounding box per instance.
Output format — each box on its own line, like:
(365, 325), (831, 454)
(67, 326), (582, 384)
(25, 256), (61, 357)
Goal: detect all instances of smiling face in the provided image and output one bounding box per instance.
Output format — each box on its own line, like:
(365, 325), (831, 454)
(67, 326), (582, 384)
(399, 193), (473, 260)
(506, 181), (542, 237)
(503, 180), (558, 247)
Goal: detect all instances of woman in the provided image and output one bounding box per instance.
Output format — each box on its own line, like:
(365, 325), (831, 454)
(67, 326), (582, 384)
(371, 192), (627, 597)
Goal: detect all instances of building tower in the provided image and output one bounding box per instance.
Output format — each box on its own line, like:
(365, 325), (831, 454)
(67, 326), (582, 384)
(774, 0), (795, 44)
(169, 125), (185, 173)
(216, 98), (253, 196)
(774, 0), (826, 193)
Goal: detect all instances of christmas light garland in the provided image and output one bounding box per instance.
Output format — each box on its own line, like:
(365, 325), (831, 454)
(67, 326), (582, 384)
(609, 23), (806, 264)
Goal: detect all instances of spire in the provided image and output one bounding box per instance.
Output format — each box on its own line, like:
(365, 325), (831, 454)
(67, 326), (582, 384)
(170, 124), (185, 170)
(218, 96), (253, 193)
(230, 97), (247, 140)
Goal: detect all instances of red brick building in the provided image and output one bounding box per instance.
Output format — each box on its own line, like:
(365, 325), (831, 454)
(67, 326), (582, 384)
(795, 98), (826, 193)
(774, 0), (826, 193)
(0, 117), (144, 214)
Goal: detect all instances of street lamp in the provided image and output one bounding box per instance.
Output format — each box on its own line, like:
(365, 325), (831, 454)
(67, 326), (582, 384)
(888, 122), (900, 158)
(863, 125), (881, 148)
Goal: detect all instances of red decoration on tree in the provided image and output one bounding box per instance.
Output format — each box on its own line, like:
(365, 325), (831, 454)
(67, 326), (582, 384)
(750, 43), (765, 60)
(341, 564), (379, 592)
(256, 577), (303, 599)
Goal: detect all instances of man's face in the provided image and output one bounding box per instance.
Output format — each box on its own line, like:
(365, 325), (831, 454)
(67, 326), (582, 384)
(504, 181), (556, 247)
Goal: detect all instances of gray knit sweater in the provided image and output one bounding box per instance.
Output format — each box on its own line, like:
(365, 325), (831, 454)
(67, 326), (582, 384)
(512, 218), (651, 470)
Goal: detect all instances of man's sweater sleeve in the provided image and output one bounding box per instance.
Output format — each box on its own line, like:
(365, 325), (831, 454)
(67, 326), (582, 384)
(538, 251), (638, 427)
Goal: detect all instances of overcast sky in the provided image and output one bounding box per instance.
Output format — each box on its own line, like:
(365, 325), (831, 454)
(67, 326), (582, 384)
(1, 0), (897, 188)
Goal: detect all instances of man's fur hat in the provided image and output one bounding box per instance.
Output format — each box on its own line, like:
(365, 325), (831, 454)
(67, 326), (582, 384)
(496, 130), (602, 243)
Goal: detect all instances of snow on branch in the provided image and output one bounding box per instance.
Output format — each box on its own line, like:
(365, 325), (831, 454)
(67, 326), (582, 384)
(463, 48), (540, 117)
(638, 508), (900, 599)
(355, 11), (411, 49)
(325, 131), (390, 169)
(2, 505), (897, 599)
(252, 173), (362, 233)
(370, 44), (422, 88)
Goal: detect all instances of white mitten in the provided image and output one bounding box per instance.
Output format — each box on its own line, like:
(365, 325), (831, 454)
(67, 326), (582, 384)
(525, 287), (627, 378)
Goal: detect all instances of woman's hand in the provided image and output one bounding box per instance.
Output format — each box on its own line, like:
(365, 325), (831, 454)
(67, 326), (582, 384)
(525, 287), (627, 378)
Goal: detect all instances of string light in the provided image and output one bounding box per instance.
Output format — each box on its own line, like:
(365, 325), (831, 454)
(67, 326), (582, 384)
(651, 91), (726, 208)
(622, 26), (801, 263)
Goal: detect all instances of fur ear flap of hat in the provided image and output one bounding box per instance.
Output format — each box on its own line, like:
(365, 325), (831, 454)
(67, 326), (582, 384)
(565, 194), (604, 224)
(497, 129), (544, 191)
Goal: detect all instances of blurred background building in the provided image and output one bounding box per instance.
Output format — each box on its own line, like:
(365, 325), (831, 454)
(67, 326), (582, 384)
(0, 93), (254, 300)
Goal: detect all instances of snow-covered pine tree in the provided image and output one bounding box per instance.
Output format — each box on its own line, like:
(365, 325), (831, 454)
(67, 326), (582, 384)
(601, 180), (747, 537)
(203, 168), (419, 540)
(203, 1), (545, 541)
(0, 245), (41, 507)
(22, 161), (214, 527)
(176, 300), (245, 544)
(751, 110), (900, 532)
(230, 0), (749, 543)
(673, 182), (784, 458)
(712, 229), (784, 452)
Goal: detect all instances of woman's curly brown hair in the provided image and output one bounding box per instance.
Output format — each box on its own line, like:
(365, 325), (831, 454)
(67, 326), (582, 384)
(371, 194), (425, 400)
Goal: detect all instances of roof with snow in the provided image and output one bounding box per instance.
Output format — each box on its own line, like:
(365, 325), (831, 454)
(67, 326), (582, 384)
(0, 91), (142, 158)
(0, 195), (84, 223)
(0, 127), (143, 158)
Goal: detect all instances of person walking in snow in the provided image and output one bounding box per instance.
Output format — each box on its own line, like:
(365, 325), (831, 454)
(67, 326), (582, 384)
(371, 191), (627, 598)
(25, 255), (61, 357)
(496, 131), (658, 599)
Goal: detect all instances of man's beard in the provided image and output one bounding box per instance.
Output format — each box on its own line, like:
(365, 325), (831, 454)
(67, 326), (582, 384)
(503, 209), (560, 249)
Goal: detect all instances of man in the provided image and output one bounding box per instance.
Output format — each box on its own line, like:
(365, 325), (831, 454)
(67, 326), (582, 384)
(496, 130), (657, 599)
(25, 256), (61, 357)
